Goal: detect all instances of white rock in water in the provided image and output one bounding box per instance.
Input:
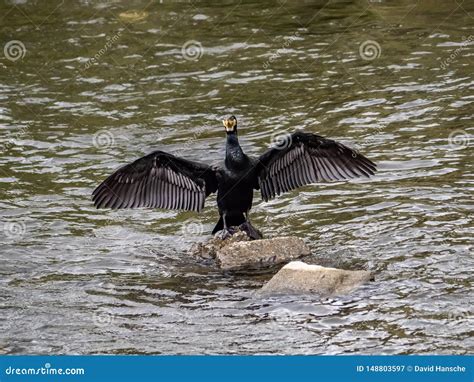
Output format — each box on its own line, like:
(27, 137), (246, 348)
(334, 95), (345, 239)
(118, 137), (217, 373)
(259, 261), (374, 296)
(189, 231), (311, 271)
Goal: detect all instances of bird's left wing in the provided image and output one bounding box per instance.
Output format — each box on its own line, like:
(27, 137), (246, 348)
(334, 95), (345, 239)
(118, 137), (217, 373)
(92, 150), (218, 212)
(256, 132), (377, 201)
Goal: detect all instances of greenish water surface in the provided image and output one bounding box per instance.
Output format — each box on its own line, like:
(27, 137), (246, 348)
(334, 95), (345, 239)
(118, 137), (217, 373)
(0, 0), (473, 354)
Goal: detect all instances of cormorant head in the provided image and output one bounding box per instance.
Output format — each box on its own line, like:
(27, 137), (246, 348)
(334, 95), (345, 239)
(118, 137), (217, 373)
(223, 115), (237, 134)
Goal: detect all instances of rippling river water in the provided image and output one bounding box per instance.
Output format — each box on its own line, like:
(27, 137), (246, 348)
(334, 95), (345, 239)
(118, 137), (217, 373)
(1, 0), (473, 354)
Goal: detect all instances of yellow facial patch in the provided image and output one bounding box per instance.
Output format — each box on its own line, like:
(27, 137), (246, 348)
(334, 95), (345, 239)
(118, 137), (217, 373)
(223, 118), (237, 131)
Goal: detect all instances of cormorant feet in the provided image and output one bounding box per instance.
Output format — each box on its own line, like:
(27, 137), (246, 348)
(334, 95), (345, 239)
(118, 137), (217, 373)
(239, 221), (263, 240)
(215, 228), (234, 240)
(214, 224), (262, 241)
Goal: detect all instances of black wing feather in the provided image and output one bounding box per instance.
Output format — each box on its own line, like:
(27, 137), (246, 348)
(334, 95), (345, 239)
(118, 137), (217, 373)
(257, 132), (377, 201)
(92, 150), (218, 212)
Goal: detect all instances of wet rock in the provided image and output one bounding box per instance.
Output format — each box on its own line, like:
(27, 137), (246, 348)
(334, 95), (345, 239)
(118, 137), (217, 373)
(259, 261), (374, 296)
(189, 229), (311, 271)
(189, 230), (251, 261)
(216, 237), (311, 271)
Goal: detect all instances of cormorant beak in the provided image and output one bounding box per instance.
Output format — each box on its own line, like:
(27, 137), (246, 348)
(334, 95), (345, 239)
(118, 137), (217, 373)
(223, 117), (237, 133)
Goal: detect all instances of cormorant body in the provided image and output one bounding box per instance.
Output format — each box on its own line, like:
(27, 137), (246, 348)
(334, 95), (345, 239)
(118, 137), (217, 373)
(92, 116), (377, 239)
(213, 128), (259, 235)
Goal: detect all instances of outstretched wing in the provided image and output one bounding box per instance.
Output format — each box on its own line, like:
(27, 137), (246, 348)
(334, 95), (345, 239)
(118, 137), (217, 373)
(257, 132), (377, 201)
(92, 150), (218, 212)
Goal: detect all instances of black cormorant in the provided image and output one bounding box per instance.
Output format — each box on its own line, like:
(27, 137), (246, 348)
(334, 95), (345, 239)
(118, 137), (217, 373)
(92, 116), (377, 239)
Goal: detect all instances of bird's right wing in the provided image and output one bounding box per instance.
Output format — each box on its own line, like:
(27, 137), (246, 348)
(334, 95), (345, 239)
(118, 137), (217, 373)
(92, 150), (218, 212)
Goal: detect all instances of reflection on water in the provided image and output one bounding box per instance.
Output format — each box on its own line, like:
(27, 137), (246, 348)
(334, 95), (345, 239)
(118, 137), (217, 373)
(0, 0), (473, 354)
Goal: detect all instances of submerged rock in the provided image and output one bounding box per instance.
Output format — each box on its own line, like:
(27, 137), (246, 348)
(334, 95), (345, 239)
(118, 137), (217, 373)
(189, 229), (311, 271)
(259, 261), (374, 296)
